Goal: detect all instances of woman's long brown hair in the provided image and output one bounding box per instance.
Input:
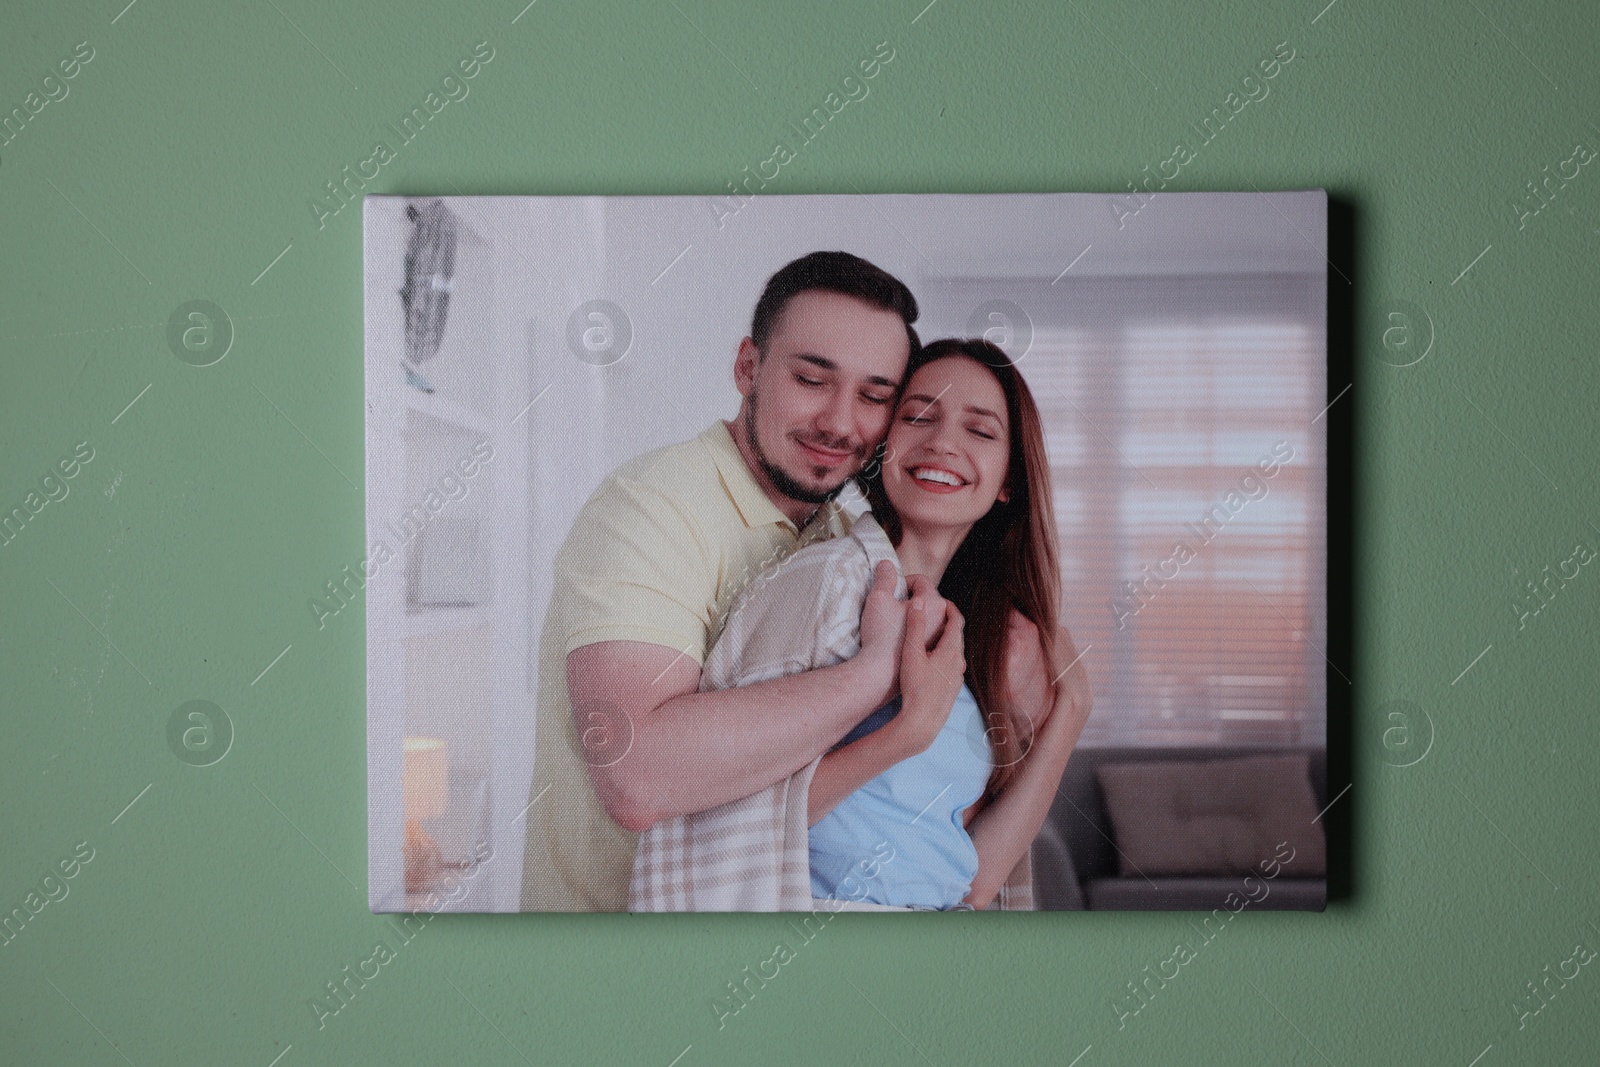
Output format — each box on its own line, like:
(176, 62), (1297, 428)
(858, 338), (1062, 799)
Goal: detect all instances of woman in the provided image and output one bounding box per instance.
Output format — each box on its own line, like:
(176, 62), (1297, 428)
(629, 338), (1091, 912)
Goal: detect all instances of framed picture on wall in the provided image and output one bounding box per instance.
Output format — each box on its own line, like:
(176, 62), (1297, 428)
(364, 190), (1331, 915)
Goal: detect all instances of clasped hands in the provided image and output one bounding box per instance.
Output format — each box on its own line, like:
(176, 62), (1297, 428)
(852, 561), (1092, 762)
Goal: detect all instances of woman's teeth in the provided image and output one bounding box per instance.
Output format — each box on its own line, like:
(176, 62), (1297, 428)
(911, 467), (964, 486)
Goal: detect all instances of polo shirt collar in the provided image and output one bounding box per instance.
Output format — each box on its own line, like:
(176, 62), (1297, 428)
(705, 419), (850, 538)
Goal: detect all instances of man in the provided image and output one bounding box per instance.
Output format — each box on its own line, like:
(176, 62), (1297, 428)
(519, 251), (1079, 910)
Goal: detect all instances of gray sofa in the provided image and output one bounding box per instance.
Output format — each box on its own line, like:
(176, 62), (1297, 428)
(1029, 746), (1327, 911)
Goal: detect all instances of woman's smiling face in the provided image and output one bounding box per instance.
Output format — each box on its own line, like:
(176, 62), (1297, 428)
(882, 354), (1012, 533)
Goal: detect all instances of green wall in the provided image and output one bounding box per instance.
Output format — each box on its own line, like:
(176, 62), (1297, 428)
(2, 0), (1597, 1062)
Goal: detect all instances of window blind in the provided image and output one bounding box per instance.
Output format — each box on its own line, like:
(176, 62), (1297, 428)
(983, 274), (1326, 747)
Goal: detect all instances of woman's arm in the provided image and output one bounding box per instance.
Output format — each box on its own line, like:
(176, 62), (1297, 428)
(806, 720), (917, 825)
(961, 668), (1093, 909)
(807, 593), (967, 825)
(1002, 618), (1090, 741)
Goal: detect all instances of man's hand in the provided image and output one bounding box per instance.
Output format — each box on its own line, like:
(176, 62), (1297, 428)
(854, 560), (909, 709)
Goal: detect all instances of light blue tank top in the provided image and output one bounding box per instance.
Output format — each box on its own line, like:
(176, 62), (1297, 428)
(808, 683), (991, 908)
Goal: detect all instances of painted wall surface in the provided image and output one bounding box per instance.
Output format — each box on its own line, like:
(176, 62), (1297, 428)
(1, 1), (1596, 1063)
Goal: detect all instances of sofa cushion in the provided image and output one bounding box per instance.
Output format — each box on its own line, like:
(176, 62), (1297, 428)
(1094, 753), (1326, 877)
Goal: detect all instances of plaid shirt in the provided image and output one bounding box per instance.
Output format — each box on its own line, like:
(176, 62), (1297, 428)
(628, 512), (1034, 912)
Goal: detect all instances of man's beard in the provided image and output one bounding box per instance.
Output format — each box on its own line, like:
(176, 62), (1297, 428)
(745, 388), (859, 506)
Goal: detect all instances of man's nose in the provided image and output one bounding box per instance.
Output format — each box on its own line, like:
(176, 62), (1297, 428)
(817, 390), (853, 443)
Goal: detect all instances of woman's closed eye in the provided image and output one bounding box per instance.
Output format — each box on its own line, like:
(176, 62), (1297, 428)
(899, 406), (997, 438)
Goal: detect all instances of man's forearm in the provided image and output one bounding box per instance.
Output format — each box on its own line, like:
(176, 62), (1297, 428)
(622, 655), (890, 825)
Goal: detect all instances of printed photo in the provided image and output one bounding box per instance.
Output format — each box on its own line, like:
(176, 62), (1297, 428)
(363, 190), (1330, 913)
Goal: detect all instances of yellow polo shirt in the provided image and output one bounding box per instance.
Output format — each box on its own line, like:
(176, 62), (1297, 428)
(519, 420), (854, 911)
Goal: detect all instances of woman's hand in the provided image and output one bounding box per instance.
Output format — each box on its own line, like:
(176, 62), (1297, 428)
(886, 580), (965, 758)
(1041, 623), (1092, 751)
(806, 578), (964, 825)
(1000, 610), (1051, 741)
(1011, 626), (1093, 768)
(852, 560), (911, 709)
(1000, 614), (1091, 751)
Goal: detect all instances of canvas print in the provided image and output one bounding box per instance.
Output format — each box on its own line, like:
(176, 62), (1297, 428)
(363, 190), (1329, 914)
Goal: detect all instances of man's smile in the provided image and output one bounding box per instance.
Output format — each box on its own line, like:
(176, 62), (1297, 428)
(795, 438), (856, 467)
